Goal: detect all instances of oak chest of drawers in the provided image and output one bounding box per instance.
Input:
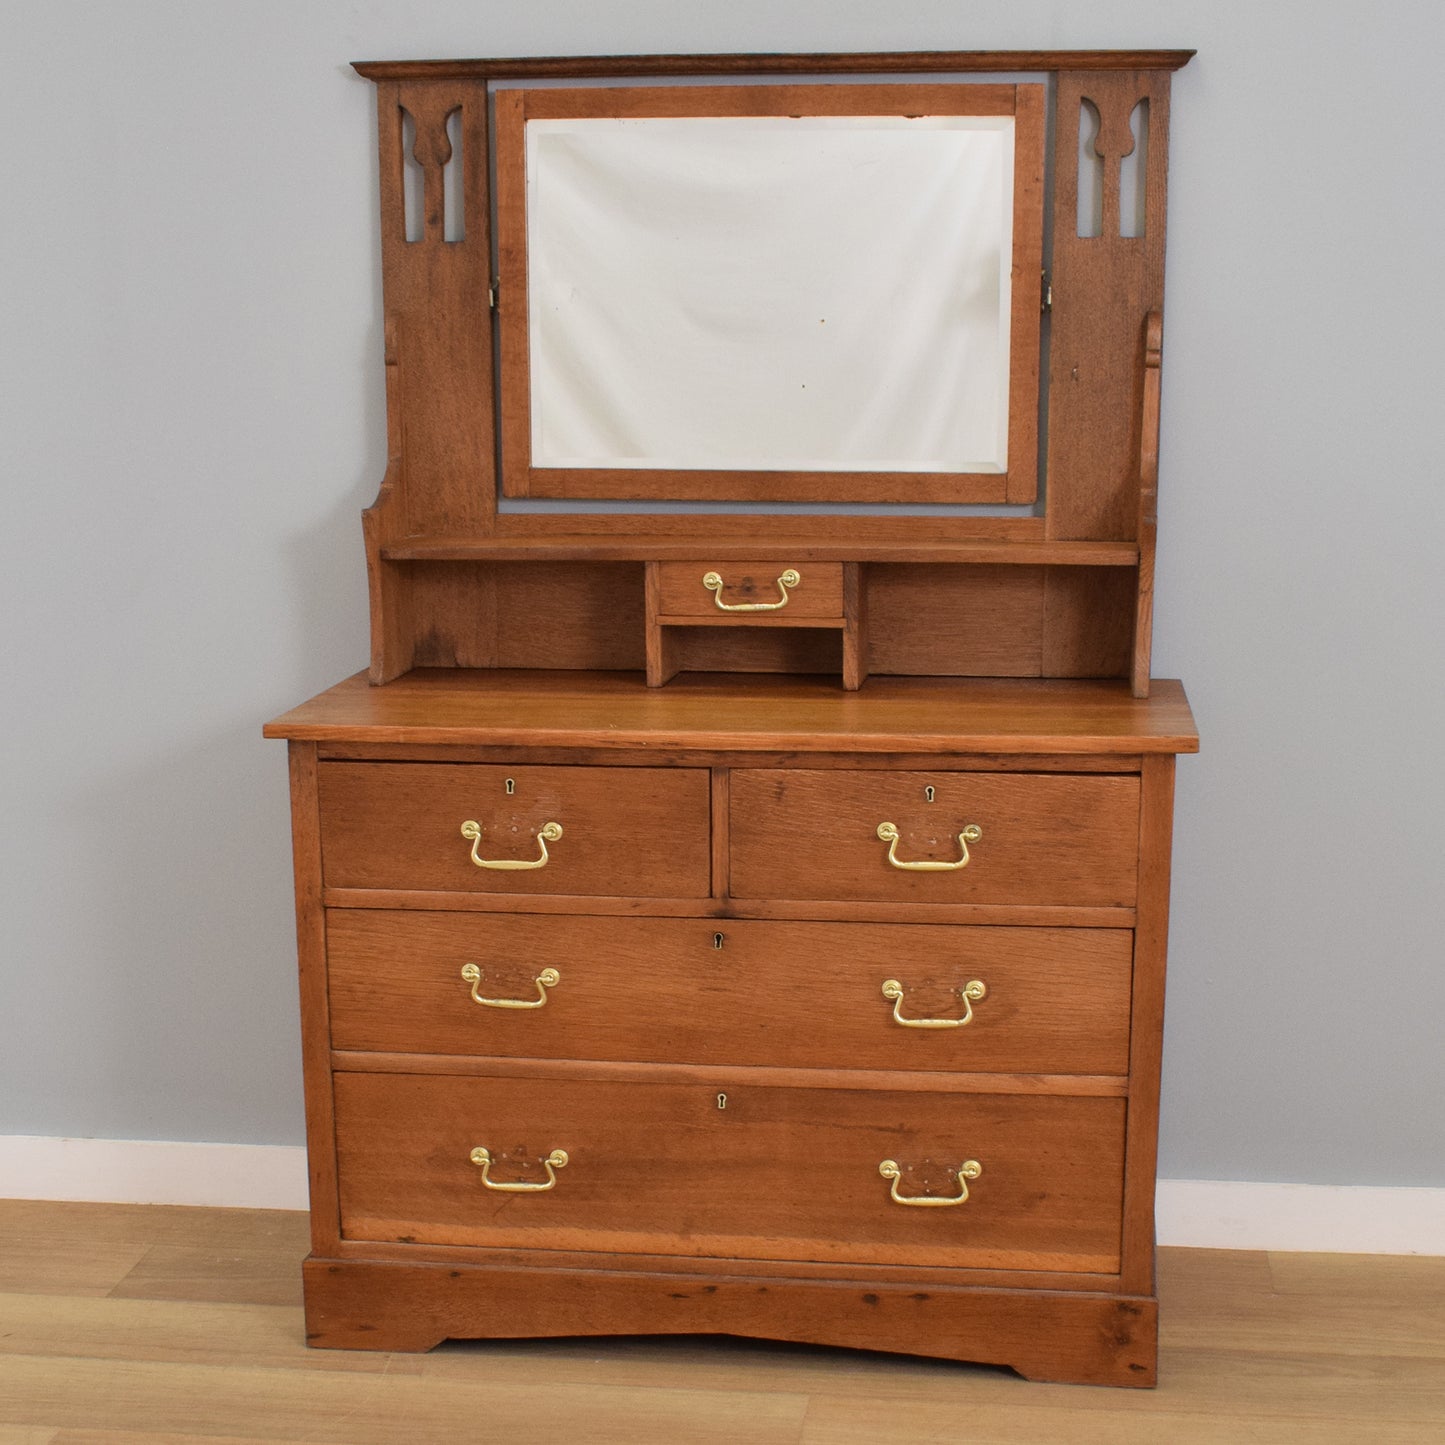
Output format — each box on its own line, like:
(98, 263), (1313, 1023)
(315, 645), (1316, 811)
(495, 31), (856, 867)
(266, 669), (1197, 1386)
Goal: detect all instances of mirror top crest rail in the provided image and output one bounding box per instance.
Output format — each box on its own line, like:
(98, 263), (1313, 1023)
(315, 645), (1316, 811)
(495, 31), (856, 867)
(352, 50), (1196, 79)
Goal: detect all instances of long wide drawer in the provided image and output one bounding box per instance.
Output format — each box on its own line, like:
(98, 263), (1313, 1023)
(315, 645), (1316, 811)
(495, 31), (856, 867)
(327, 913), (1133, 1075)
(334, 1070), (1125, 1273)
(730, 769), (1140, 907)
(318, 763), (712, 897)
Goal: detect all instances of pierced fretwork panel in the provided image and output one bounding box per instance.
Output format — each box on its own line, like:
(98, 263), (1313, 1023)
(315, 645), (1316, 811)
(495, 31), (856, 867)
(368, 77), (497, 570)
(1045, 70), (1172, 543)
(389, 92), (471, 245)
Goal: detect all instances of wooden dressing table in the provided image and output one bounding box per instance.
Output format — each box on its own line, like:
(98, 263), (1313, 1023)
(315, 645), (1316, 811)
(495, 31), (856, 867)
(266, 47), (1197, 1387)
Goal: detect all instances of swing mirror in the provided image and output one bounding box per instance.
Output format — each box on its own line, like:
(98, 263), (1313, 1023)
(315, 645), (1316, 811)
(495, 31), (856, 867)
(494, 82), (1045, 506)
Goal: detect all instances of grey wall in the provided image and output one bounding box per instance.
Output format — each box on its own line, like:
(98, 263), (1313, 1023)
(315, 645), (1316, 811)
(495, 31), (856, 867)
(3, 2), (1441, 1186)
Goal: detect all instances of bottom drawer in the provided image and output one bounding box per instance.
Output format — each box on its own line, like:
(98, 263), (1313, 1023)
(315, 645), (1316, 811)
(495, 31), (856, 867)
(334, 1071), (1125, 1274)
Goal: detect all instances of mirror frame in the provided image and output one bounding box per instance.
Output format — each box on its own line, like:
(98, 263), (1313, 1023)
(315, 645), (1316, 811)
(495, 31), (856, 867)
(494, 82), (1046, 506)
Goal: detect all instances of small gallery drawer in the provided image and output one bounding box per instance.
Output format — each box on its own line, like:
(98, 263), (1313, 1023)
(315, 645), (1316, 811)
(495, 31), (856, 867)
(334, 1070), (1126, 1274)
(730, 769), (1140, 908)
(318, 763), (711, 897)
(654, 561), (844, 620)
(327, 912), (1133, 1076)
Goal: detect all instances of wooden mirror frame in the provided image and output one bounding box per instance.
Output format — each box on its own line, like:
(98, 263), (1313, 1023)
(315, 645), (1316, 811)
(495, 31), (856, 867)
(493, 82), (1045, 506)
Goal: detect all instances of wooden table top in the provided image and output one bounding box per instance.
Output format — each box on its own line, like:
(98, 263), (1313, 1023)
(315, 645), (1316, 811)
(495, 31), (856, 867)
(265, 670), (1198, 756)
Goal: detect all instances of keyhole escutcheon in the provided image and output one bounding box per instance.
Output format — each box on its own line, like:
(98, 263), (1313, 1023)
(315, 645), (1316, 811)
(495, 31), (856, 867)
(505, 778), (516, 795)
(717, 1093), (728, 1110)
(925, 785), (936, 803)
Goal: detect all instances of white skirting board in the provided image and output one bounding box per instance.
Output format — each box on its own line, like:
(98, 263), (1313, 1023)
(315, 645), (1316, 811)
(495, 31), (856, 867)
(0, 1136), (309, 1212)
(1, 1136), (1442, 1255)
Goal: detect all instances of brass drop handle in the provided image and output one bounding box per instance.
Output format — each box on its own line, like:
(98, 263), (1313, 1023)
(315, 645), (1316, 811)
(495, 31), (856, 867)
(879, 1159), (982, 1207)
(876, 821), (982, 871)
(469, 1147), (569, 1192)
(461, 964), (560, 1010)
(881, 978), (987, 1028)
(702, 568), (800, 612)
(460, 819), (562, 870)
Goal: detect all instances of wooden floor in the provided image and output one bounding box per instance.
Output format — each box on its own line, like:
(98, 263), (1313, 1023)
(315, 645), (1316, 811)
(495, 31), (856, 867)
(0, 1202), (1442, 1442)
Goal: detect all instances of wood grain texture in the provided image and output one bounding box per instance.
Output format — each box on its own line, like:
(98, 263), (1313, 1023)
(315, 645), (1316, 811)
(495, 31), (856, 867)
(333, 1053), (1128, 1098)
(1119, 754), (1176, 1295)
(841, 562), (867, 691)
(654, 562), (844, 620)
(305, 1256), (1154, 1383)
(1133, 311), (1164, 696)
(644, 562), (680, 686)
(649, 627), (844, 680)
(319, 889), (1135, 929)
(332, 1070), (1125, 1273)
(316, 743), (1146, 771)
(489, 511), (1051, 546)
(729, 768), (1140, 907)
(316, 761), (712, 897)
(864, 564), (1046, 678)
(362, 319), (411, 683)
(381, 535), (1134, 564)
(325, 912), (1134, 1074)
(364, 76), (496, 680)
(1042, 565), (1137, 678)
(287, 744), (340, 1254)
(489, 561), (646, 669)
(266, 671), (1200, 755)
(1006, 81), (1045, 504)
(1045, 70), (1173, 543)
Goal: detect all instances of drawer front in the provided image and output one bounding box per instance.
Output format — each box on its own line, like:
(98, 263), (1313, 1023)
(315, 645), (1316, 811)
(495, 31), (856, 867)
(730, 769), (1140, 907)
(334, 1071), (1125, 1273)
(318, 763), (711, 897)
(655, 561), (844, 619)
(328, 912), (1133, 1075)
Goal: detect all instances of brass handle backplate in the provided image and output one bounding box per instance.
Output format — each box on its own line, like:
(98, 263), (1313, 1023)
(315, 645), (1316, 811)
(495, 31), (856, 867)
(881, 978), (987, 1028)
(460, 819), (562, 870)
(461, 964), (560, 1010)
(878, 1158), (982, 1207)
(702, 568), (800, 612)
(470, 1147), (569, 1192)
(876, 821), (982, 872)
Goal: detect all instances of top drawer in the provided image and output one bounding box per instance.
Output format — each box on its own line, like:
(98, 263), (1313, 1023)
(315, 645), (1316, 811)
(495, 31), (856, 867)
(654, 561), (844, 620)
(319, 763), (712, 897)
(730, 769), (1139, 907)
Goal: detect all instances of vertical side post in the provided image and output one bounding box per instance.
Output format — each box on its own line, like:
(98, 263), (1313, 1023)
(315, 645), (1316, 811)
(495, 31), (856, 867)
(1132, 313), (1164, 696)
(1119, 753), (1177, 1296)
(287, 742), (340, 1255)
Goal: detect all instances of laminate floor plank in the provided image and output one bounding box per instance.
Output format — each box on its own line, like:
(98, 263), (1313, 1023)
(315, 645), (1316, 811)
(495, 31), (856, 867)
(49, 1433), (330, 1445)
(0, 1294), (406, 1374)
(1160, 1248), (1445, 1362)
(50, 1436), (328, 1445)
(107, 1243), (304, 1307)
(800, 1396), (1442, 1445)
(0, 1238), (149, 1300)
(0, 1357), (809, 1445)
(0, 1202), (309, 1254)
(1, 1204), (1443, 1442)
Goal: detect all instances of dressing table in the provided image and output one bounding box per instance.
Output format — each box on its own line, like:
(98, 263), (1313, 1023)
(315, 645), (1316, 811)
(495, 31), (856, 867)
(266, 47), (1198, 1387)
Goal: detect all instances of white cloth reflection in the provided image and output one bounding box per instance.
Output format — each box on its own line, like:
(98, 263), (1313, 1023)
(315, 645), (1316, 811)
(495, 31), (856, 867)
(526, 115), (1014, 474)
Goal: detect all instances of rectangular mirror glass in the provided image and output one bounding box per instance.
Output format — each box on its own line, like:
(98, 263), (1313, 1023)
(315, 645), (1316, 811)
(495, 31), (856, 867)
(496, 85), (1044, 505)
